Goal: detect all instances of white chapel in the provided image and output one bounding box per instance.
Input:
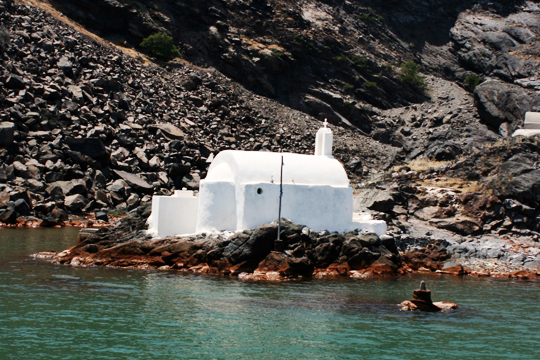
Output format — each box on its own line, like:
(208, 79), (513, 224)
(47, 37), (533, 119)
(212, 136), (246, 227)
(147, 121), (386, 237)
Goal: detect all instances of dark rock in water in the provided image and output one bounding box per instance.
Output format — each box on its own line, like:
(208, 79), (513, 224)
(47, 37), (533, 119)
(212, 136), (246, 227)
(412, 288), (434, 305)
(400, 281), (457, 312)
(223, 223), (277, 265)
(256, 251), (314, 277)
(0, 209), (18, 224)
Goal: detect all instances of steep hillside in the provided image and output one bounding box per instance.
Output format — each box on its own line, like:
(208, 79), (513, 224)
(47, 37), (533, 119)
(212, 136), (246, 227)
(0, 0), (394, 225)
(48, 0), (540, 131)
(1, 0), (540, 253)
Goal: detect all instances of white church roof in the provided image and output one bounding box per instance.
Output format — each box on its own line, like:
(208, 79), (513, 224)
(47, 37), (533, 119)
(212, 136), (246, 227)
(205, 150), (350, 187)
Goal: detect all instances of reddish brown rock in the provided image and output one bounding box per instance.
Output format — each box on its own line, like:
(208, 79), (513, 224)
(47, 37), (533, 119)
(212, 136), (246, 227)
(365, 255), (399, 276)
(255, 251), (314, 278)
(440, 261), (465, 275)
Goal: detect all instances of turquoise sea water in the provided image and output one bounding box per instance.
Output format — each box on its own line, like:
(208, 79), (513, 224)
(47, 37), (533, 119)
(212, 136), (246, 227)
(1, 227), (539, 359)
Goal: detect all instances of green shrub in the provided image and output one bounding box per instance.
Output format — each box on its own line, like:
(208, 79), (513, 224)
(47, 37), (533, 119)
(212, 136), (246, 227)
(108, 210), (128, 217)
(140, 32), (181, 61)
(333, 54), (369, 69)
(358, 14), (376, 22)
(381, 63), (393, 74)
(343, 83), (354, 92)
(464, 74), (480, 91)
(271, 50), (284, 59)
(333, 54), (349, 64)
(399, 61), (428, 94)
(364, 81), (377, 88)
(350, 55), (368, 68)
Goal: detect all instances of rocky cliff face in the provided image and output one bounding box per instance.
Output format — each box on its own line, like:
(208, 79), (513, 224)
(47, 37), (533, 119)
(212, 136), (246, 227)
(47, 0), (540, 132)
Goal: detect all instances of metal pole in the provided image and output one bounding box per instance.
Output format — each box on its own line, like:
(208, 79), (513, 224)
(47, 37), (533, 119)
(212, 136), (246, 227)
(276, 155), (284, 251)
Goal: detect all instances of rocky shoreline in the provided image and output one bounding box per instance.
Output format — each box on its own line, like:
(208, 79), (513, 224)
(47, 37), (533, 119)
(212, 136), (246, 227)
(33, 203), (540, 281)
(2, 0), (540, 281)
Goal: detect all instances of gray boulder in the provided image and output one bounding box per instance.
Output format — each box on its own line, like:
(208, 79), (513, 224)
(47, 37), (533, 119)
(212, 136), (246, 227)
(354, 189), (394, 213)
(113, 170), (153, 191)
(475, 80), (540, 131)
(64, 194), (89, 212)
(500, 169), (540, 204)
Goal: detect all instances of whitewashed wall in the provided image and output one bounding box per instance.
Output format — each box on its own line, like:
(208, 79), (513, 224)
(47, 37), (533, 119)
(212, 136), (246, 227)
(196, 181), (236, 233)
(149, 195), (199, 237)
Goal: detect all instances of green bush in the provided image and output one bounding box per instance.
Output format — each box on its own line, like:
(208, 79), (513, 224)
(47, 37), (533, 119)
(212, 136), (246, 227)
(364, 81), (377, 88)
(464, 74), (480, 91)
(399, 61), (428, 94)
(343, 83), (354, 92)
(271, 50), (284, 59)
(333, 54), (349, 64)
(333, 54), (369, 69)
(140, 32), (181, 61)
(381, 63), (393, 74)
(358, 14), (376, 22)
(350, 55), (368, 68)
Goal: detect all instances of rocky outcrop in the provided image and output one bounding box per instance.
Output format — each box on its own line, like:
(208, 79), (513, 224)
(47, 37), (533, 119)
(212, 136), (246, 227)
(37, 204), (403, 280)
(475, 80), (540, 132)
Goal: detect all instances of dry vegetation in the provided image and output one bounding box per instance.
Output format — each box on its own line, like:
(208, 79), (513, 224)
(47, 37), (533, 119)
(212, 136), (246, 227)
(418, 177), (484, 194)
(391, 158), (450, 172)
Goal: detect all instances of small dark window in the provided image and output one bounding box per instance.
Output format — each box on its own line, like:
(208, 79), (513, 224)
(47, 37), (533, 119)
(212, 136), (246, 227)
(257, 188), (263, 194)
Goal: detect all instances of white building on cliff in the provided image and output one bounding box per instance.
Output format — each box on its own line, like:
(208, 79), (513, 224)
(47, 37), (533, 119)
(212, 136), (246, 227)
(147, 121), (386, 237)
